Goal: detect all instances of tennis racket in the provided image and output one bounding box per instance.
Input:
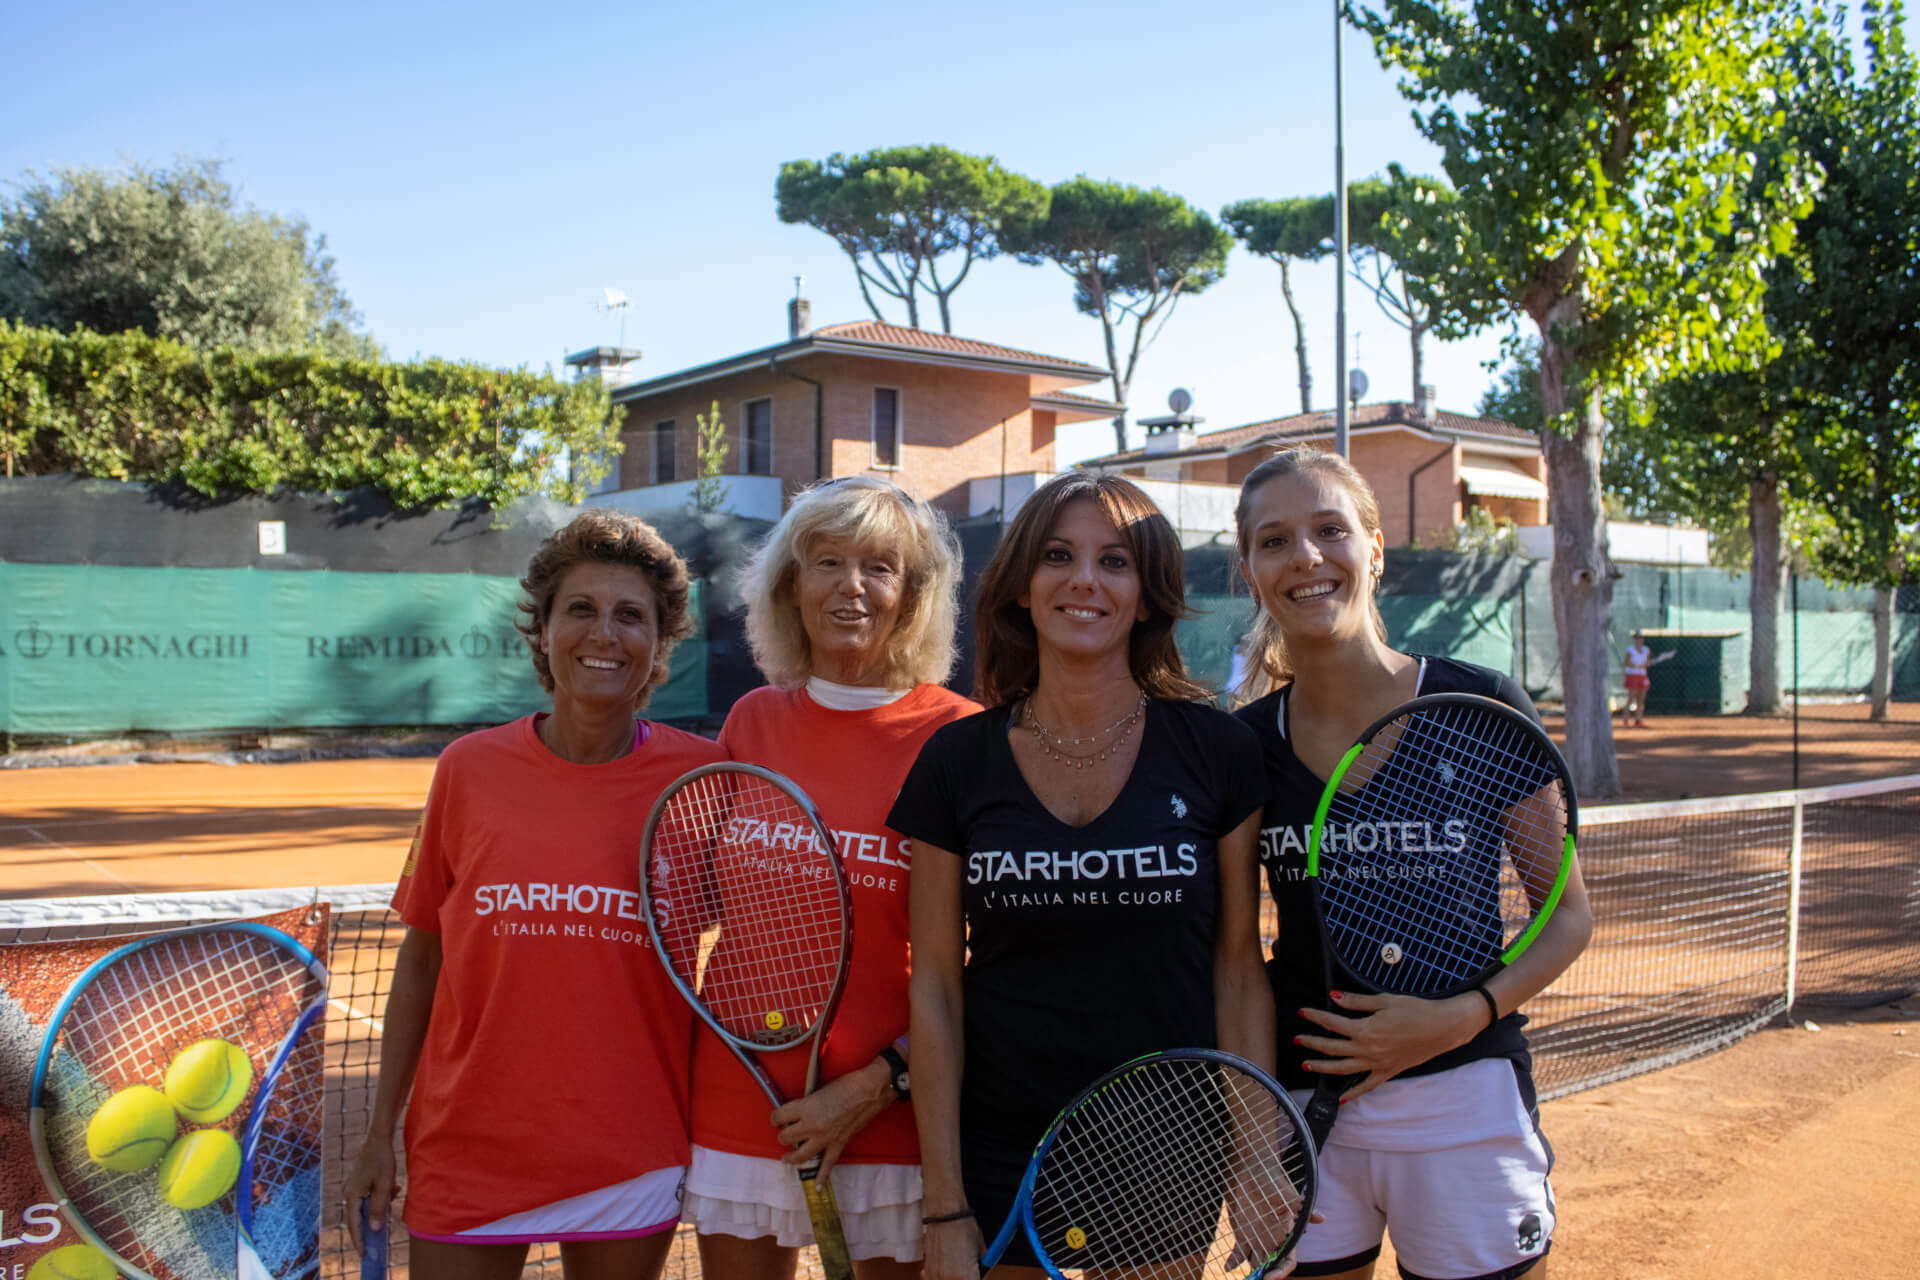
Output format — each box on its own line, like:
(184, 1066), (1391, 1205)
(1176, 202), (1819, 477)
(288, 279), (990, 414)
(640, 762), (855, 1280)
(980, 1049), (1318, 1280)
(358, 1200), (388, 1278)
(1301, 692), (1577, 1147)
(28, 919), (331, 1280)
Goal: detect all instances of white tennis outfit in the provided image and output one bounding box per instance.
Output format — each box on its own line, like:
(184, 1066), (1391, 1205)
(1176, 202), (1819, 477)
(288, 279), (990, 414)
(1292, 1058), (1555, 1278)
(682, 677), (924, 1263)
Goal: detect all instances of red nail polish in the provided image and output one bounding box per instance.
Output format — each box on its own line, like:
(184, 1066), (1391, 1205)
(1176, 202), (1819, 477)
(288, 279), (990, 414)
(1292, 1035), (1305, 1046)
(1330, 990), (1347, 1001)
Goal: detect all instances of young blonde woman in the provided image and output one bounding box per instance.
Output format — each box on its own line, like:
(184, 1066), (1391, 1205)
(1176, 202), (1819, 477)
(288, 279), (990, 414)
(892, 473), (1281, 1280)
(1232, 449), (1593, 1280)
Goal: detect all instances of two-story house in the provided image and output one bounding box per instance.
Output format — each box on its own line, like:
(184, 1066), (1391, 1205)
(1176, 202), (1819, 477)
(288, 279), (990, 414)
(588, 293), (1122, 521)
(1078, 392), (1548, 546)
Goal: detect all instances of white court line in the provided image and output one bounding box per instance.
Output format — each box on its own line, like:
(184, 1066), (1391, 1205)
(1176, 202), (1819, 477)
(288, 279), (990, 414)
(329, 997), (385, 1035)
(7, 824), (139, 890)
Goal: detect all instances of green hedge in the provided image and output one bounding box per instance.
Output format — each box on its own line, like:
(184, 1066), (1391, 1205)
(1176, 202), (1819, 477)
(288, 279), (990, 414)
(0, 323), (618, 507)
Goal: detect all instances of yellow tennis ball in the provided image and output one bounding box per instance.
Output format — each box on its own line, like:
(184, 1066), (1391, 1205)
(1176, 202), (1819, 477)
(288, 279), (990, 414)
(26, 1243), (118, 1280)
(85, 1083), (177, 1172)
(164, 1038), (253, 1124)
(156, 1128), (241, 1210)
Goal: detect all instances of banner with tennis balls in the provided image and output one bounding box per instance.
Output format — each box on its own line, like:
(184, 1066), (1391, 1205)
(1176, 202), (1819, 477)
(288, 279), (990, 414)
(0, 906), (329, 1280)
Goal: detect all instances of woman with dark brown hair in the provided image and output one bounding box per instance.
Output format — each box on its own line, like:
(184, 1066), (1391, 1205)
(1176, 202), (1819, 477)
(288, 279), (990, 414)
(889, 473), (1279, 1280)
(344, 510), (726, 1280)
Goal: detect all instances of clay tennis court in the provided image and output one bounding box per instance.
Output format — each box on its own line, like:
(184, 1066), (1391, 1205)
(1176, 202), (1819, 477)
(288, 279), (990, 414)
(4, 706), (1918, 1278)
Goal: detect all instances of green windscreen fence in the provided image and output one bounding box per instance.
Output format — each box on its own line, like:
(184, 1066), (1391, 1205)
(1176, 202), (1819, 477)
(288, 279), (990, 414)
(0, 564), (706, 734)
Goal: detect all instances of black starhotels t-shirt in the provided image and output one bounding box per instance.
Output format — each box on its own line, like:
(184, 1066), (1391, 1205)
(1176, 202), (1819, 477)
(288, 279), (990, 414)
(1235, 656), (1539, 1091)
(889, 697), (1265, 1148)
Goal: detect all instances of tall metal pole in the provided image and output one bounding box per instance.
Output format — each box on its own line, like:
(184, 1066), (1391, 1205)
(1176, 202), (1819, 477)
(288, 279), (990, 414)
(1791, 567), (1801, 790)
(1333, 0), (1350, 458)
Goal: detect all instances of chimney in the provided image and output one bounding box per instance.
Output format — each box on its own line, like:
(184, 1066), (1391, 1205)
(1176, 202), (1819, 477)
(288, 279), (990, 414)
(1416, 384), (1437, 421)
(788, 276), (811, 340)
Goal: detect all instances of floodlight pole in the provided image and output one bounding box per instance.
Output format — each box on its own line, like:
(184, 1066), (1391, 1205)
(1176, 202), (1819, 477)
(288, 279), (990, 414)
(1333, 0), (1350, 459)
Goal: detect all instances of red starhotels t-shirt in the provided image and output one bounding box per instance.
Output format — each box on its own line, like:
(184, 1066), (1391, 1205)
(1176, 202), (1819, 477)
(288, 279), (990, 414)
(392, 716), (725, 1233)
(694, 683), (980, 1164)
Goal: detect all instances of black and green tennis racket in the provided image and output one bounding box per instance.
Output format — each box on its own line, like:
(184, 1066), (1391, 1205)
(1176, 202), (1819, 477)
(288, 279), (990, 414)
(1301, 692), (1577, 1146)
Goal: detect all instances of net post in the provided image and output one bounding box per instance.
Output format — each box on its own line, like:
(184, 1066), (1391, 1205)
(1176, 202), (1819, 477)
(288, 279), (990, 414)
(1783, 796), (1805, 1016)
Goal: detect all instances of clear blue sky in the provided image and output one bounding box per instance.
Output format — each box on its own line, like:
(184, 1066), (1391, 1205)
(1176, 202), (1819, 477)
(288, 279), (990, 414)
(5, 1), (1856, 467)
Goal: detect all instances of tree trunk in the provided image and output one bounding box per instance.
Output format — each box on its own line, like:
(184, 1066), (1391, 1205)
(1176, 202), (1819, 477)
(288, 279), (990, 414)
(1409, 319), (1426, 408)
(1279, 260), (1313, 413)
(937, 291), (953, 334)
(1098, 303), (1130, 456)
(1871, 585), (1893, 721)
(1745, 471), (1784, 714)
(1536, 299), (1621, 799)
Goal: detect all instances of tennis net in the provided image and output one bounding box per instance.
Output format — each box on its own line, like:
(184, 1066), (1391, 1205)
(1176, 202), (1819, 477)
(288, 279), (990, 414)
(3, 773), (1916, 1277)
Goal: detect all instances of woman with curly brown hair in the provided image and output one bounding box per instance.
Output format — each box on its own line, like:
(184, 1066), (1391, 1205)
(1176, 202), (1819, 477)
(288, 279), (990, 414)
(889, 473), (1278, 1280)
(344, 509), (726, 1280)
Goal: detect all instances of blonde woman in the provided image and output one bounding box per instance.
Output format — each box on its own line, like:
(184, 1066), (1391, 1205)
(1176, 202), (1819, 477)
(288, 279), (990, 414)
(683, 478), (978, 1280)
(1232, 449), (1593, 1280)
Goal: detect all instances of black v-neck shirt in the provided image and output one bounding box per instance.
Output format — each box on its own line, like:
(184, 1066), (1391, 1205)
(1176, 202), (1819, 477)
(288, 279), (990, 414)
(889, 696), (1264, 1152)
(1234, 656), (1538, 1090)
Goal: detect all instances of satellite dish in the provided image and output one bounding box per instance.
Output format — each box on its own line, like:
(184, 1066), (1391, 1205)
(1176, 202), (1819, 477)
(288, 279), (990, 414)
(1348, 368), (1370, 402)
(1168, 387), (1193, 414)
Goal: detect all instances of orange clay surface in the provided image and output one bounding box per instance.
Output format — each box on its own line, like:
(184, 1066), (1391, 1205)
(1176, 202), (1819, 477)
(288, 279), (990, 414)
(3, 712), (1917, 1279)
(1, 757), (438, 897)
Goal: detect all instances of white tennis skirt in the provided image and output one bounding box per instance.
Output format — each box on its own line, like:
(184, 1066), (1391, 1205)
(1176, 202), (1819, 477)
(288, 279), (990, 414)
(682, 1144), (923, 1262)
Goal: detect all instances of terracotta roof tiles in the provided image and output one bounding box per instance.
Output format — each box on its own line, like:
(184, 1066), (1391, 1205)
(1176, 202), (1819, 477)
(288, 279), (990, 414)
(812, 321), (1107, 376)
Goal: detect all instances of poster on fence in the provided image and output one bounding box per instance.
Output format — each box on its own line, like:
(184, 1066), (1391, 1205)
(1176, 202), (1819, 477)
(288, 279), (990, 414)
(0, 907), (329, 1280)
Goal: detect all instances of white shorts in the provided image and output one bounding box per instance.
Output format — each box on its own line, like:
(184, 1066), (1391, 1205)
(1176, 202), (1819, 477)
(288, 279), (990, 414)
(409, 1165), (684, 1244)
(682, 1144), (923, 1262)
(1291, 1059), (1555, 1280)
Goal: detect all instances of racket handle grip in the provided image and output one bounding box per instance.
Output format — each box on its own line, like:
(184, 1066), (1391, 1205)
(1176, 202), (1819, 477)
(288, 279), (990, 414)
(360, 1200), (389, 1279)
(799, 1163), (853, 1280)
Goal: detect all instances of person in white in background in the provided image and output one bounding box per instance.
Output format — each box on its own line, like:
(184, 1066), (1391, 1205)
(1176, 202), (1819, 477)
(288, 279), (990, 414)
(1621, 630), (1675, 728)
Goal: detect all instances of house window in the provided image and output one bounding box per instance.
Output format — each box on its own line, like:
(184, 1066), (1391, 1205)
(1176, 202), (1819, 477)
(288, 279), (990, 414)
(872, 387), (902, 469)
(652, 420), (676, 484)
(744, 398), (773, 476)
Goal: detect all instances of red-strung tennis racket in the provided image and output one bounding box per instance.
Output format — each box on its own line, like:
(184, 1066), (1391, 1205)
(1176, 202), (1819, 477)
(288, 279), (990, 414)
(639, 763), (854, 1280)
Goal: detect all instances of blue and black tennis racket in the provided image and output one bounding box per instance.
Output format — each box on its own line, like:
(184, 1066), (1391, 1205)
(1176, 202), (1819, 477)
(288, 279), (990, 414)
(28, 919), (330, 1280)
(980, 1049), (1318, 1279)
(1301, 693), (1578, 1146)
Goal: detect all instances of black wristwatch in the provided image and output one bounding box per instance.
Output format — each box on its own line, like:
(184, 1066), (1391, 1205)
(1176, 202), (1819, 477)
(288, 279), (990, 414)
(878, 1045), (910, 1102)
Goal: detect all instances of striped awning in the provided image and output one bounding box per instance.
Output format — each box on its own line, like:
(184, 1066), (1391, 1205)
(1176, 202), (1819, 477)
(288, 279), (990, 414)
(1459, 461), (1547, 501)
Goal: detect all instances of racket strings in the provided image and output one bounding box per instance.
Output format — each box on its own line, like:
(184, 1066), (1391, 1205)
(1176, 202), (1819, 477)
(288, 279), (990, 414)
(647, 771), (849, 1046)
(1321, 705), (1569, 993)
(1029, 1058), (1312, 1279)
(244, 1029), (325, 1277)
(41, 928), (326, 1276)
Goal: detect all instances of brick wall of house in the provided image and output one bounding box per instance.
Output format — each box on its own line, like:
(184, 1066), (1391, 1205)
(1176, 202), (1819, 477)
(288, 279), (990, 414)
(614, 354), (1057, 515)
(614, 368), (817, 493)
(1356, 431), (1461, 547)
(1204, 429), (1460, 546)
(816, 355), (1050, 514)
